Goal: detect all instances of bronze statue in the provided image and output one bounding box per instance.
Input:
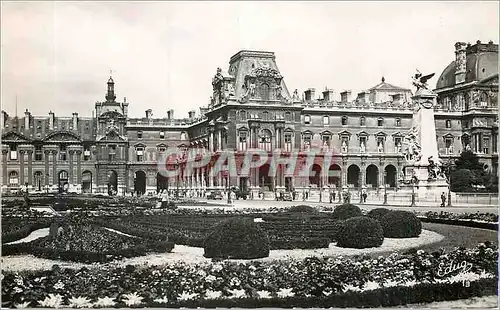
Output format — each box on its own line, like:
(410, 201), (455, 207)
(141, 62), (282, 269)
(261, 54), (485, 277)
(412, 69), (435, 90)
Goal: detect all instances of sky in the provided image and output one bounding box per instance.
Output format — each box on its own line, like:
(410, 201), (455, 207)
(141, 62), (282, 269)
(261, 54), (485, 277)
(1, 1), (498, 118)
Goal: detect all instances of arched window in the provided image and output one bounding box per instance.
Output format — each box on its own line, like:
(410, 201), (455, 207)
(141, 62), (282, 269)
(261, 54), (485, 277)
(360, 116), (366, 126)
(259, 83), (270, 101)
(464, 93), (470, 110)
(480, 92), (488, 107)
(240, 110), (247, 121)
(341, 116), (348, 126)
(259, 129), (272, 151)
(9, 171), (19, 185)
(445, 120), (451, 128)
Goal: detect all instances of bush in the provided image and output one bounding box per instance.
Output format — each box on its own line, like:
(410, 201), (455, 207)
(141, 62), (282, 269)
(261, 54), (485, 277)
(336, 216), (384, 248)
(204, 217), (270, 259)
(367, 208), (392, 222)
(288, 205), (317, 213)
(331, 204), (363, 220)
(380, 210), (422, 238)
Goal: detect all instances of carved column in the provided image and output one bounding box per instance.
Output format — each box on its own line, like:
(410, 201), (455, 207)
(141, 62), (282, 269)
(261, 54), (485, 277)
(217, 130), (222, 151)
(2, 150), (8, 185)
(27, 150), (33, 185)
(44, 150), (50, 186)
(19, 150), (25, 184)
(209, 127), (215, 152)
(76, 150), (82, 184)
(69, 150), (75, 184)
(52, 150), (58, 185)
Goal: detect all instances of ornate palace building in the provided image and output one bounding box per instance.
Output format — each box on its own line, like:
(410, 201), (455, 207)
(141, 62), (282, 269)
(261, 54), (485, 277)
(2, 41), (498, 196)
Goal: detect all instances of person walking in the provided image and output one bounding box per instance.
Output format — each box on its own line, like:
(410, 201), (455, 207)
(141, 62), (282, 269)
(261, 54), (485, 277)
(440, 192), (446, 207)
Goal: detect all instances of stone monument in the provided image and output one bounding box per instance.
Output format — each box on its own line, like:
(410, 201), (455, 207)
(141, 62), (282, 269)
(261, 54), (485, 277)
(400, 70), (449, 200)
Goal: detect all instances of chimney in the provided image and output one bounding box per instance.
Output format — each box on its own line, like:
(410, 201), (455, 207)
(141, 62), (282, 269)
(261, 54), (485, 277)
(71, 112), (78, 130)
(455, 41), (467, 84)
(2, 110), (8, 128)
(356, 91), (369, 104)
(322, 88), (335, 102)
(24, 109), (31, 130)
(188, 110), (196, 119)
(49, 111), (55, 130)
(122, 102), (128, 117)
(340, 90), (352, 103)
(166, 109), (174, 120)
(145, 109), (152, 119)
(304, 88), (316, 101)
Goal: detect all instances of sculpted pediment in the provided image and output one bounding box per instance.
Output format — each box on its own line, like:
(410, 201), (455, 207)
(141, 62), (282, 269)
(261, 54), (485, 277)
(98, 130), (126, 141)
(1, 131), (30, 142)
(43, 131), (81, 142)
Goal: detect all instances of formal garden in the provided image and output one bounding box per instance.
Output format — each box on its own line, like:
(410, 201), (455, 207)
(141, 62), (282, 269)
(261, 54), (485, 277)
(1, 196), (498, 308)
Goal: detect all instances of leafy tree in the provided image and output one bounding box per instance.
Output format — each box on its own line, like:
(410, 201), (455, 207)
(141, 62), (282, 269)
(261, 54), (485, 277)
(450, 150), (495, 192)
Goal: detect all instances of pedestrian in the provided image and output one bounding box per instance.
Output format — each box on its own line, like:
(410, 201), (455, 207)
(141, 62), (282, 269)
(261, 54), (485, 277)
(329, 191), (333, 203)
(292, 190), (296, 200)
(362, 191), (367, 203)
(440, 192), (446, 207)
(332, 191), (336, 202)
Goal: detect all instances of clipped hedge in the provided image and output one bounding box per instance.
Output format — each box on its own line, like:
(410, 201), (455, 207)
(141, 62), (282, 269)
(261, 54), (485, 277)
(204, 217), (270, 259)
(1, 221), (52, 244)
(336, 216), (384, 248)
(331, 203), (363, 220)
(288, 205), (317, 213)
(381, 210), (422, 238)
(367, 208), (392, 222)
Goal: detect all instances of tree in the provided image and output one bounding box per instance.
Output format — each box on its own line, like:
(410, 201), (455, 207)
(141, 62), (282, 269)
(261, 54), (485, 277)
(450, 150), (494, 192)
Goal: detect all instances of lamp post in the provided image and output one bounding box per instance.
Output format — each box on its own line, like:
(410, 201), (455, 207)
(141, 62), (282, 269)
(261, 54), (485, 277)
(383, 171), (388, 205)
(410, 172), (417, 207)
(447, 158), (453, 207)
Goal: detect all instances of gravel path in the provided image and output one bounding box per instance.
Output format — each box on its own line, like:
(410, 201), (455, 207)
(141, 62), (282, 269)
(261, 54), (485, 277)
(4, 228), (50, 245)
(1, 229), (443, 271)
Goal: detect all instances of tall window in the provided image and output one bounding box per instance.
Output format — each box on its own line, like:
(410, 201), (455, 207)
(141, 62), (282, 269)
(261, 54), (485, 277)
(9, 145), (17, 160)
(259, 130), (272, 151)
(342, 116), (348, 126)
(377, 137), (385, 153)
(303, 134), (312, 151)
(137, 131), (143, 139)
(395, 137), (402, 153)
(323, 116), (329, 125)
(136, 147), (144, 162)
(59, 145), (67, 161)
(284, 133), (292, 152)
(483, 138), (490, 154)
(285, 112), (291, 122)
(360, 117), (366, 126)
(304, 115), (311, 124)
(445, 138), (453, 154)
(445, 120), (451, 128)
(35, 145), (43, 161)
(262, 111), (269, 121)
(238, 131), (248, 151)
(396, 118), (401, 127)
(109, 145), (117, 161)
(9, 171), (19, 185)
(493, 134), (498, 153)
(480, 92), (488, 107)
(377, 118), (384, 126)
(322, 134), (331, 150)
(359, 136), (367, 152)
(240, 110), (247, 121)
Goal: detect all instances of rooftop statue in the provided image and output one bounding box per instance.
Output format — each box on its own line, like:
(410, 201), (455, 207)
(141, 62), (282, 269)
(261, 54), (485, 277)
(412, 69), (435, 91)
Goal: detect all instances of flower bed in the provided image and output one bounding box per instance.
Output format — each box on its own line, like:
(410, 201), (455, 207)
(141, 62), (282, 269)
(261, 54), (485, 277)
(2, 221), (175, 263)
(2, 218), (53, 244)
(1, 243), (497, 308)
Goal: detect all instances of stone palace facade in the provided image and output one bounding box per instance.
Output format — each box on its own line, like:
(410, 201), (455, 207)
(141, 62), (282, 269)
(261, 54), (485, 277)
(2, 41), (498, 195)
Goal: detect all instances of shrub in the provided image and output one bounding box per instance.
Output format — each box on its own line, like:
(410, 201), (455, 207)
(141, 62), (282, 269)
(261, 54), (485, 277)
(288, 205), (317, 213)
(336, 216), (384, 248)
(204, 217), (270, 259)
(380, 210), (422, 238)
(331, 204), (363, 220)
(367, 208), (392, 222)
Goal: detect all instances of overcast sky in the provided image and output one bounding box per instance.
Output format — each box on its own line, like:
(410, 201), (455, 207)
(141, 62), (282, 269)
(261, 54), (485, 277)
(1, 1), (498, 118)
